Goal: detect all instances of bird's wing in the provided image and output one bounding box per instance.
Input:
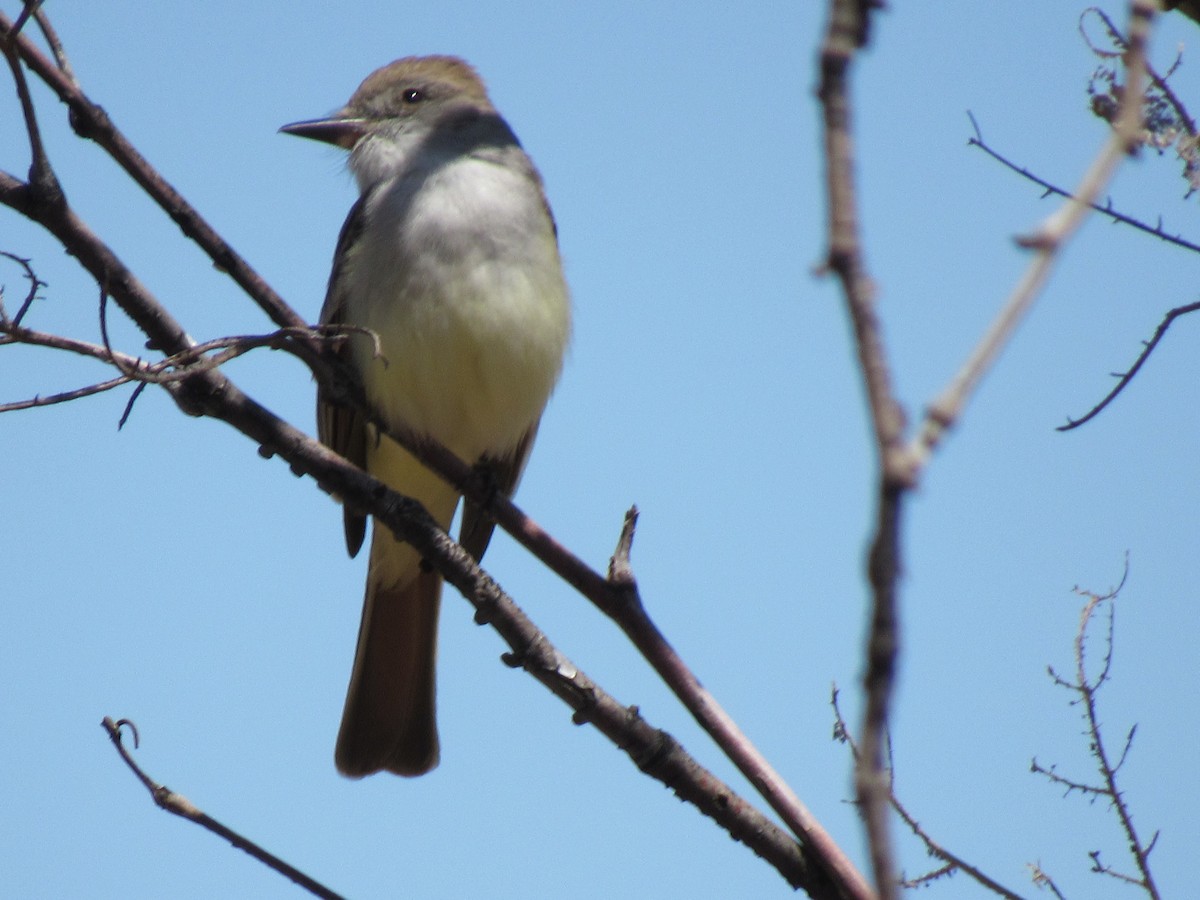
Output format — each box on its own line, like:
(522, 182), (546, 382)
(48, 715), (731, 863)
(317, 193), (371, 557)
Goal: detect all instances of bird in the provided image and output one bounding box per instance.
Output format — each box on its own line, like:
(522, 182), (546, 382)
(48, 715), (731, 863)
(281, 56), (571, 777)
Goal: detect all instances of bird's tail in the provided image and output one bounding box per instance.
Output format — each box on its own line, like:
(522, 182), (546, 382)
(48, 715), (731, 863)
(335, 530), (443, 778)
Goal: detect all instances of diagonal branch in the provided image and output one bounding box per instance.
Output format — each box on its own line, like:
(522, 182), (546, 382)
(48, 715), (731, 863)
(966, 113), (1200, 256)
(101, 717), (344, 900)
(0, 9), (308, 335)
(1057, 300), (1200, 430)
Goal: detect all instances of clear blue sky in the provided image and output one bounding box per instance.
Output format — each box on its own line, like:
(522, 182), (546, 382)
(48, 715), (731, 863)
(3, 3), (1197, 898)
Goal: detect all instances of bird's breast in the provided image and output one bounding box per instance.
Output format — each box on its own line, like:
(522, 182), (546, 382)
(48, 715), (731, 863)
(343, 154), (571, 461)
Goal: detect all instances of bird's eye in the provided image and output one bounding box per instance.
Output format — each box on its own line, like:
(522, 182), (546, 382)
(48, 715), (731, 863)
(403, 88), (424, 104)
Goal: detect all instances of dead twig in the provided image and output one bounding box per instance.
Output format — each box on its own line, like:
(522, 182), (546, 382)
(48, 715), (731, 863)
(100, 717), (345, 900)
(1032, 560), (1161, 899)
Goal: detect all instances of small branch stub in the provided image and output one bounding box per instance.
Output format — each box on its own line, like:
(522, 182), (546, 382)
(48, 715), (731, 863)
(608, 505), (639, 587)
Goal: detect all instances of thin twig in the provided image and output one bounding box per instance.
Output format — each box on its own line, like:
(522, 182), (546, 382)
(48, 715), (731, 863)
(0, 249), (45, 325)
(1058, 301), (1200, 430)
(831, 688), (1027, 900)
(0, 11), (311, 337)
(31, 6), (75, 84)
(1034, 560), (1161, 899)
(100, 717), (345, 900)
(0, 375), (132, 412)
(6, 0), (42, 40)
(0, 286), (353, 412)
(966, 114), (1200, 256)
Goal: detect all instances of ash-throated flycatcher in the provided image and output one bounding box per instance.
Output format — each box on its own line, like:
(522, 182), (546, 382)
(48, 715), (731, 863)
(282, 56), (571, 777)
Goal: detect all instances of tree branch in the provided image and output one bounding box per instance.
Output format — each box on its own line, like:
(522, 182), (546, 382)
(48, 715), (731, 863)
(966, 113), (1200, 256)
(1058, 300), (1200, 430)
(817, 3), (904, 894)
(918, 1), (1154, 463)
(0, 9), (308, 335)
(831, 688), (1027, 900)
(816, 2), (1158, 896)
(964, 121), (1200, 431)
(100, 717), (344, 900)
(1034, 562), (1161, 899)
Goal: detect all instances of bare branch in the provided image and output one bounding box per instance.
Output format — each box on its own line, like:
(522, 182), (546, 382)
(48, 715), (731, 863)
(1058, 301), (1200, 430)
(1030, 758), (1108, 798)
(965, 12), (1200, 432)
(917, 0), (1156, 465)
(100, 717), (344, 900)
(966, 114), (1200, 255)
(817, 1), (905, 893)
(831, 688), (1027, 900)
(1035, 561), (1161, 899)
(0, 10), (310, 336)
(0, 375), (131, 412)
(0, 249), (45, 325)
(816, 5), (1158, 897)
(0, 264), (357, 415)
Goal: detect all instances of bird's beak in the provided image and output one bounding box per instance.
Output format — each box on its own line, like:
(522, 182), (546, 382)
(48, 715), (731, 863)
(279, 114), (369, 149)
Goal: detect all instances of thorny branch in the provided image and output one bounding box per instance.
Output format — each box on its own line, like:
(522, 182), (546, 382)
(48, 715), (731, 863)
(967, 113), (1200, 256)
(1, 7), (865, 898)
(966, 120), (1200, 432)
(833, 557), (1161, 900)
(1032, 562), (1161, 899)
(1056, 300), (1200, 430)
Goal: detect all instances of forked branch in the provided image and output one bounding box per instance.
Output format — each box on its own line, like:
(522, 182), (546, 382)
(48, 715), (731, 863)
(816, 1), (1157, 896)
